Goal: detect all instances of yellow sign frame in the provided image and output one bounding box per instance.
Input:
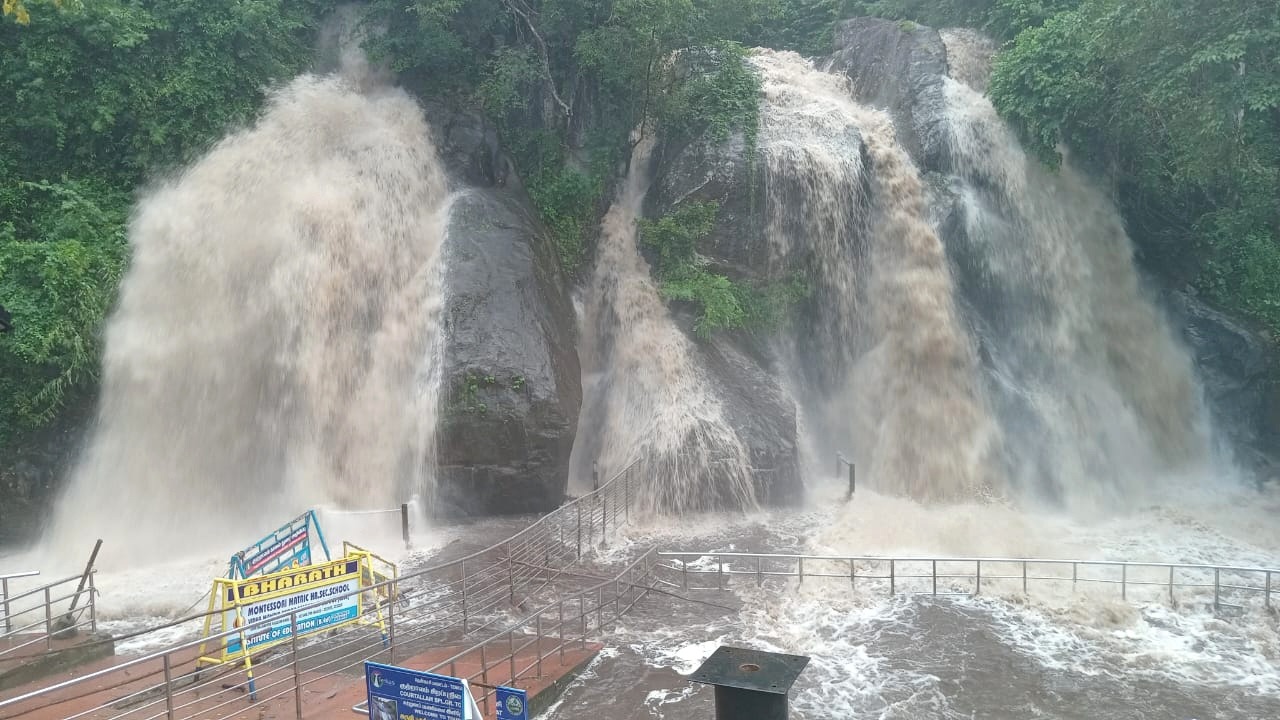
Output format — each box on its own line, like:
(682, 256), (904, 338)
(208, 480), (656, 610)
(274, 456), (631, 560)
(196, 549), (394, 698)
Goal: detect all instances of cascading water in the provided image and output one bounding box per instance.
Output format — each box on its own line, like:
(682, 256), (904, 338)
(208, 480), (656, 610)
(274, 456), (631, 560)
(571, 134), (756, 514)
(44, 51), (453, 562)
(754, 49), (1002, 501)
(933, 34), (1210, 506)
(753, 40), (1211, 508)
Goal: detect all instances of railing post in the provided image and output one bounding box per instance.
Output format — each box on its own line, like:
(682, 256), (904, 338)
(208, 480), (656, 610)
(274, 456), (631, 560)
(757, 556), (763, 587)
(889, 560), (895, 596)
(1169, 566), (1175, 605)
(718, 557), (724, 590)
(1022, 561), (1027, 594)
(509, 630), (517, 682)
(932, 560), (937, 596)
(44, 587), (52, 650)
(163, 653), (176, 720)
(2, 577), (9, 634)
(401, 503), (411, 551)
(1072, 562), (1078, 591)
(508, 550), (517, 603)
(975, 560), (981, 595)
(291, 611), (303, 720)
(596, 587), (604, 631)
(1121, 564), (1127, 600)
(88, 570), (97, 632)
(1267, 571), (1272, 611)
(850, 558), (856, 589)
(798, 557), (804, 585)
(461, 559), (469, 632)
(387, 583), (398, 664)
(535, 615), (543, 677)
(480, 643), (489, 713)
(576, 504), (583, 560)
(1214, 567), (1221, 612)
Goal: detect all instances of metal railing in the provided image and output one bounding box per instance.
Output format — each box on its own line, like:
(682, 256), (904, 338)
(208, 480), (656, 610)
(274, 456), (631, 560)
(0, 459), (646, 719)
(0, 571), (97, 657)
(658, 552), (1280, 612)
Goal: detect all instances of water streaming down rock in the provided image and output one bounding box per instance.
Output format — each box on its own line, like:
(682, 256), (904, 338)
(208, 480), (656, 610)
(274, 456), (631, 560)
(932, 39), (1210, 505)
(45, 62), (453, 560)
(753, 49), (1002, 501)
(572, 134), (757, 514)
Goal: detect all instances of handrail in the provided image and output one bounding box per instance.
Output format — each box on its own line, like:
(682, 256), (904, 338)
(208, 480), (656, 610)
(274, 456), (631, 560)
(0, 571), (39, 582)
(658, 551), (1280, 575)
(0, 457), (646, 718)
(657, 551), (1279, 612)
(1, 571), (96, 643)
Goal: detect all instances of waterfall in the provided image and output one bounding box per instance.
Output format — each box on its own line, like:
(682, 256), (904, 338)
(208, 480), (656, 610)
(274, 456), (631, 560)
(752, 43), (1210, 507)
(754, 49), (1002, 501)
(45, 57), (452, 560)
(934, 34), (1210, 505)
(571, 134), (757, 514)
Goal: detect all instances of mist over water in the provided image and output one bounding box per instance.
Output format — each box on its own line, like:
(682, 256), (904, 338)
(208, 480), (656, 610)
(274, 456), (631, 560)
(44, 60), (453, 564)
(571, 134), (757, 515)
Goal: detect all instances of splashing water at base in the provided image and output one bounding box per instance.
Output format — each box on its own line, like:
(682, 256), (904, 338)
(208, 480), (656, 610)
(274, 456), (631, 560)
(571, 133), (756, 514)
(42, 69), (453, 567)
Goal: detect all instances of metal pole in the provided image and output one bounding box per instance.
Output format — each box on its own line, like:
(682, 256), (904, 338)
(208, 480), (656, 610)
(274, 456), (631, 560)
(1121, 564), (1127, 600)
(1169, 566), (1175, 605)
(401, 503), (411, 551)
(291, 612), (303, 720)
(718, 558), (724, 590)
(592, 462), (599, 492)
(508, 550), (516, 603)
(1267, 571), (1272, 611)
(480, 643), (490, 718)
(163, 653), (176, 720)
(846, 463), (856, 501)
(757, 557), (763, 586)
(682, 558), (689, 590)
(850, 559), (856, 589)
(1, 577), (9, 634)
(387, 584), (397, 664)
(509, 630), (517, 682)
(1214, 568), (1221, 612)
(889, 560), (895, 596)
(798, 558), (804, 585)
(89, 570), (97, 632)
(44, 587), (52, 650)
(461, 560), (469, 632)
(536, 615), (543, 676)
(975, 560), (981, 595)
(1022, 561), (1027, 594)
(576, 504), (583, 560)
(932, 560), (937, 596)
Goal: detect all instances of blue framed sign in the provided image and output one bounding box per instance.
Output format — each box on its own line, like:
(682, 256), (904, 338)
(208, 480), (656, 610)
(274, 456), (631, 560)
(365, 662), (466, 720)
(496, 686), (528, 720)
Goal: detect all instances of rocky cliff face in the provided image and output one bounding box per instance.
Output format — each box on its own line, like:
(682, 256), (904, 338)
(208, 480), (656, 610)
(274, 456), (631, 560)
(426, 103), (583, 516)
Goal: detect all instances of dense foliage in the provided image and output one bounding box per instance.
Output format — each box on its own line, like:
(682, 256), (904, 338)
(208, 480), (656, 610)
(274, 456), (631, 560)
(640, 202), (807, 336)
(856, 0), (1280, 334)
(366, 0), (775, 274)
(1, 0), (333, 454)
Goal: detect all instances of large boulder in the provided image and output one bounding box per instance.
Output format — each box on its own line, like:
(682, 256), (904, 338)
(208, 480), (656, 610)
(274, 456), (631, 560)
(426, 104), (583, 516)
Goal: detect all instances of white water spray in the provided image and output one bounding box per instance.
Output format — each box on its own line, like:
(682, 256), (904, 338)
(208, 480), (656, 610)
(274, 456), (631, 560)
(572, 134), (756, 514)
(44, 58), (452, 564)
